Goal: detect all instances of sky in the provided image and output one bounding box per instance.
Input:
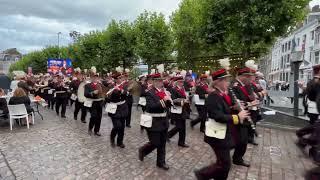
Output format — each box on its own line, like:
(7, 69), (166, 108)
(0, 0), (182, 54)
(0, 0), (319, 54)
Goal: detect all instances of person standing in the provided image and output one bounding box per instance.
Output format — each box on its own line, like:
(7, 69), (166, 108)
(54, 75), (68, 118)
(70, 69), (83, 121)
(167, 75), (190, 147)
(84, 67), (104, 136)
(107, 72), (128, 148)
(190, 74), (209, 133)
(231, 64), (260, 167)
(123, 73), (133, 128)
(194, 68), (249, 180)
(138, 73), (172, 170)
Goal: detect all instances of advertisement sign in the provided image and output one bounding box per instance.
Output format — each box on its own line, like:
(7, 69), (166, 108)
(47, 59), (73, 75)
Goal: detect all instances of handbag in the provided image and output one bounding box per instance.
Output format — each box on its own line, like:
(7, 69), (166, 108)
(140, 114), (152, 128)
(105, 103), (118, 114)
(193, 94), (205, 105)
(84, 100), (93, 108)
(70, 94), (77, 101)
(171, 106), (182, 114)
(138, 97), (147, 106)
(205, 118), (227, 139)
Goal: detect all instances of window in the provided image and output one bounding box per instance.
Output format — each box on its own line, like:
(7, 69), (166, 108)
(287, 54), (290, 63)
(301, 71), (304, 79)
(288, 41), (291, 50)
(286, 72), (289, 82)
(281, 56), (284, 68)
(315, 51), (320, 64)
(312, 31), (315, 40)
(282, 44), (284, 52)
(285, 43), (287, 52)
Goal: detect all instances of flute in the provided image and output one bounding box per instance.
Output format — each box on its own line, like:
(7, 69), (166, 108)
(105, 81), (126, 96)
(229, 88), (256, 130)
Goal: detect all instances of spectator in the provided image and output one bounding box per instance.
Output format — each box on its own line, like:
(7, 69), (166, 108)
(9, 88), (34, 124)
(0, 88), (8, 117)
(10, 76), (20, 92)
(0, 73), (11, 93)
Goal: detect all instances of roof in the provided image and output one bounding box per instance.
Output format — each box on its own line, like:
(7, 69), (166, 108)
(1, 48), (22, 56)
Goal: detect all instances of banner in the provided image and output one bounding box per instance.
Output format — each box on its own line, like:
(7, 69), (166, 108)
(47, 59), (73, 75)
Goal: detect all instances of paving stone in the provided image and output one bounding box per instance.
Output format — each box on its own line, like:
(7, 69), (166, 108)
(0, 105), (316, 179)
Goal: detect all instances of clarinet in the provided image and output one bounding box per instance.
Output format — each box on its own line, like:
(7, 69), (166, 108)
(229, 88), (256, 130)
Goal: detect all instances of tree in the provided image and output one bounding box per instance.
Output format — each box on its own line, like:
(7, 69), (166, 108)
(200, 0), (310, 59)
(171, 0), (204, 69)
(134, 11), (173, 69)
(101, 20), (137, 72)
(76, 31), (106, 71)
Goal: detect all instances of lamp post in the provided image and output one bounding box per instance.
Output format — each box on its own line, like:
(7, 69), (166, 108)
(291, 51), (303, 116)
(57, 32), (62, 59)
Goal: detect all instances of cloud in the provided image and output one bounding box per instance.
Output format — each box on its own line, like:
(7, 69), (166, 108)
(0, 0), (181, 53)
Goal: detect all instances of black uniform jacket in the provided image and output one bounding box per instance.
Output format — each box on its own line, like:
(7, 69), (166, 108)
(145, 88), (171, 132)
(107, 85), (129, 119)
(54, 83), (69, 99)
(170, 87), (191, 120)
(195, 83), (207, 100)
(204, 91), (234, 148)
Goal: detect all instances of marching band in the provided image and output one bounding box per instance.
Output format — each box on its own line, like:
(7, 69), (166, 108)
(19, 58), (265, 179)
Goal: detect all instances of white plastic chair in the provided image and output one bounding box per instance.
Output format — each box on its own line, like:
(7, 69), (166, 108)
(7, 104), (34, 130)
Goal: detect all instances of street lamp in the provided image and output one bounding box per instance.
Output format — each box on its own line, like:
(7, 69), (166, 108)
(57, 32), (62, 59)
(291, 51), (303, 116)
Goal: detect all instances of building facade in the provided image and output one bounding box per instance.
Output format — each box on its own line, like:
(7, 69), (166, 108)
(0, 48), (22, 74)
(265, 11), (320, 84)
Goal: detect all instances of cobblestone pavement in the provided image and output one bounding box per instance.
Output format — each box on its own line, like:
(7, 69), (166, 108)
(0, 105), (317, 180)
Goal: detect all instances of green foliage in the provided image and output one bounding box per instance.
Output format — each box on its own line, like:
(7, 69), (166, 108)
(134, 11), (173, 68)
(171, 0), (204, 69)
(102, 20), (138, 72)
(200, 0), (310, 57)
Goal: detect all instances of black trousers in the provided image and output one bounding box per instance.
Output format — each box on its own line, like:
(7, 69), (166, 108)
(55, 97), (67, 116)
(168, 116), (186, 145)
(191, 105), (206, 132)
(233, 126), (248, 162)
(74, 100), (87, 121)
(139, 130), (168, 165)
(308, 113), (319, 125)
(296, 121), (320, 146)
(48, 95), (55, 109)
(126, 97), (133, 126)
(111, 117), (126, 145)
(197, 143), (231, 180)
(89, 101), (103, 133)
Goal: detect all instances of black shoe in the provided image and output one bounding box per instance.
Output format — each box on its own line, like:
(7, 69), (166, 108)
(233, 160), (250, 167)
(249, 141), (258, 146)
(126, 125), (131, 128)
(74, 116), (77, 120)
(81, 120), (86, 123)
(190, 122), (194, 129)
(61, 115), (66, 118)
(157, 164), (169, 170)
(178, 144), (189, 148)
(88, 130), (92, 136)
(94, 132), (101, 136)
(117, 144), (125, 148)
(138, 149), (144, 161)
(296, 140), (307, 148)
(194, 169), (204, 180)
